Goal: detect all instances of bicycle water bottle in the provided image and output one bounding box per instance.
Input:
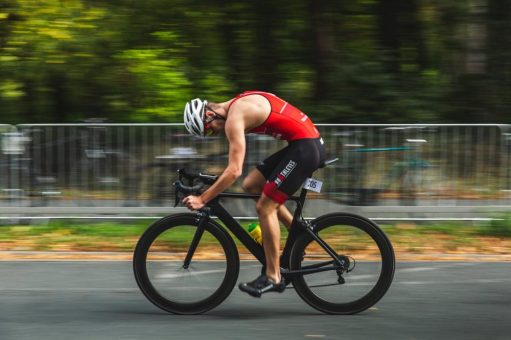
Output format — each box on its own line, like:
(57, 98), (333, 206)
(247, 223), (263, 245)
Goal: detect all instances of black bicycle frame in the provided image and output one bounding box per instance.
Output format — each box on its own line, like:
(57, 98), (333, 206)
(188, 186), (347, 278)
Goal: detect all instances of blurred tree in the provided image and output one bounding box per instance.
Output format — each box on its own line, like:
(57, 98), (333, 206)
(0, 0), (510, 123)
(119, 42), (191, 121)
(0, 1), (118, 122)
(486, 0), (511, 122)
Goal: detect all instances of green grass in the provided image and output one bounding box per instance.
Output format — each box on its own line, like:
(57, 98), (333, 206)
(0, 219), (263, 251)
(0, 218), (509, 253)
(477, 214), (511, 237)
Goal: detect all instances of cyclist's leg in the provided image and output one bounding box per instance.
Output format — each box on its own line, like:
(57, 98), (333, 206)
(255, 193), (282, 282)
(240, 139), (324, 297)
(238, 192), (287, 297)
(242, 169), (293, 229)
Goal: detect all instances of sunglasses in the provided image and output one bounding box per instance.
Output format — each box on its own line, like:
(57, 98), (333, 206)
(203, 105), (225, 136)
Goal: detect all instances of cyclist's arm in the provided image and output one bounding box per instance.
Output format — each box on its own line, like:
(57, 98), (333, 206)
(198, 114), (246, 204)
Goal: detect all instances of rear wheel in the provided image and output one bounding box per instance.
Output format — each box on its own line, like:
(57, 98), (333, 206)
(290, 213), (395, 314)
(133, 214), (240, 314)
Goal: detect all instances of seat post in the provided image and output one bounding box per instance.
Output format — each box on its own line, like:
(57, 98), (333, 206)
(281, 186), (309, 267)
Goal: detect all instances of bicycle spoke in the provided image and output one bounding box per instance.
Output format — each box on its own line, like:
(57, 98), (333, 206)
(145, 225), (228, 304)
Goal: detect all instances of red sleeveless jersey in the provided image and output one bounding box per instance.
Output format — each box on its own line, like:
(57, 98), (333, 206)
(227, 91), (320, 141)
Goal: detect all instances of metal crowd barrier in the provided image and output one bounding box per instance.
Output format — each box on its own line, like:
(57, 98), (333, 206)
(0, 124), (24, 203)
(0, 123), (510, 219)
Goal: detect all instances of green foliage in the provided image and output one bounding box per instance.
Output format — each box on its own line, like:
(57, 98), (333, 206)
(119, 43), (191, 121)
(478, 215), (511, 237)
(0, 0), (510, 123)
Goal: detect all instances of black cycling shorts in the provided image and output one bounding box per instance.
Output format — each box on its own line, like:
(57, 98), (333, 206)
(256, 137), (326, 204)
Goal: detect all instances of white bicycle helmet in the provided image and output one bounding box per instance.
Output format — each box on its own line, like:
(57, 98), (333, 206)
(183, 98), (207, 137)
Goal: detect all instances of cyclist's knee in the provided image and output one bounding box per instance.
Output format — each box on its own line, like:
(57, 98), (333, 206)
(256, 195), (280, 216)
(242, 176), (263, 194)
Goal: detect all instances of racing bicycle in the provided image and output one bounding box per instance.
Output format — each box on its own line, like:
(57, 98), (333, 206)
(133, 159), (395, 315)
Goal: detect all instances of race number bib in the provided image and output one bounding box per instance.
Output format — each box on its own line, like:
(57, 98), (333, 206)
(303, 178), (323, 193)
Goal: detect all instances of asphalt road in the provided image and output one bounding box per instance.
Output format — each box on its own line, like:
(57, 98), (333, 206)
(0, 261), (510, 340)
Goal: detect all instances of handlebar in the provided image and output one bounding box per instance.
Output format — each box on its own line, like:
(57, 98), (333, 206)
(177, 168), (217, 185)
(173, 168), (218, 207)
(173, 181), (205, 196)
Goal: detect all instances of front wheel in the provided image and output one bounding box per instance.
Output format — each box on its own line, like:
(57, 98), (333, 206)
(290, 213), (395, 314)
(133, 214), (240, 314)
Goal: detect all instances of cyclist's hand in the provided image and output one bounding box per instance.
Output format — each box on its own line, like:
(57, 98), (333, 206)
(182, 195), (205, 211)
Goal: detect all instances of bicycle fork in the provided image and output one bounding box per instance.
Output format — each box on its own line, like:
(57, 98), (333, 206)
(182, 209), (210, 269)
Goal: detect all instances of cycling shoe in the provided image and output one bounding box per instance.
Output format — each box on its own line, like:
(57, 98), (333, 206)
(260, 266), (292, 286)
(238, 274), (286, 298)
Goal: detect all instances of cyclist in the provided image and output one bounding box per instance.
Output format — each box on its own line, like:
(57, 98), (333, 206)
(182, 91), (325, 297)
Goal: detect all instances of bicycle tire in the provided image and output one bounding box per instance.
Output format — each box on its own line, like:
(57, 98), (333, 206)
(133, 213), (240, 314)
(290, 213), (395, 314)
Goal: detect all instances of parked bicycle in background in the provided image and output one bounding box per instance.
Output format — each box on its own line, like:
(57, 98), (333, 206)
(325, 126), (448, 206)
